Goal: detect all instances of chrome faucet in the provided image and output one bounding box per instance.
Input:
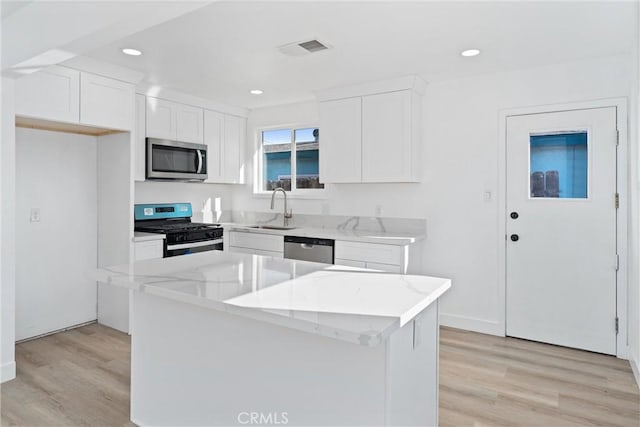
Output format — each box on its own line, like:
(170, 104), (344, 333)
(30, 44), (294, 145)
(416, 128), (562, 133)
(270, 187), (293, 226)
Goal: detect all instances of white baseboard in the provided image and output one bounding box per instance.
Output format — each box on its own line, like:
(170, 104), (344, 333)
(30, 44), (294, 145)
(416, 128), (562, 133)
(630, 352), (640, 390)
(1, 361), (16, 383)
(440, 313), (504, 336)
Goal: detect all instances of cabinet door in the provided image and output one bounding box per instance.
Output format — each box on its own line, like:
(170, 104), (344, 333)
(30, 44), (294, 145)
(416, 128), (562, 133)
(319, 97), (362, 183)
(204, 109), (223, 183)
(222, 115), (244, 183)
(176, 104), (204, 143)
(15, 65), (80, 123)
(80, 72), (134, 130)
(146, 97), (177, 140)
(361, 91), (412, 182)
(134, 240), (164, 261)
(134, 94), (146, 181)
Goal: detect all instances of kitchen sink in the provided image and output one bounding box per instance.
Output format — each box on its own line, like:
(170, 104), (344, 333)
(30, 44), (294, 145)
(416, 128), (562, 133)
(248, 225), (298, 230)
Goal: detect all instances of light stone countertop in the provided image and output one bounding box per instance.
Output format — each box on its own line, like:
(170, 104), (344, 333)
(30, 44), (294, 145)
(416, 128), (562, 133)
(225, 223), (425, 246)
(95, 251), (450, 346)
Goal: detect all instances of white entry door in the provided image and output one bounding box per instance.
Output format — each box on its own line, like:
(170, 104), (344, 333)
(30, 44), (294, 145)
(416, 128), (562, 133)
(506, 107), (618, 355)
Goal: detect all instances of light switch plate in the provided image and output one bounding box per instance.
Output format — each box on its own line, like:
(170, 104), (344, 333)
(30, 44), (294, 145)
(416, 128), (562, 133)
(30, 208), (41, 222)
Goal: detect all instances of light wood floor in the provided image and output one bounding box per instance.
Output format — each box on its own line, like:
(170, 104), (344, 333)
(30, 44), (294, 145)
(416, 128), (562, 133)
(1, 324), (638, 426)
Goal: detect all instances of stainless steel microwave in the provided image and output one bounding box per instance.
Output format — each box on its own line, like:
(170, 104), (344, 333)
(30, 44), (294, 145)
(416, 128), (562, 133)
(146, 138), (208, 181)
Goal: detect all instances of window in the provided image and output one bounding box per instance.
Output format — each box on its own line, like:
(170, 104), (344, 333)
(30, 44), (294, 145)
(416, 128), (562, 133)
(260, 126), (324, 193)
(529, 131), (588, 199)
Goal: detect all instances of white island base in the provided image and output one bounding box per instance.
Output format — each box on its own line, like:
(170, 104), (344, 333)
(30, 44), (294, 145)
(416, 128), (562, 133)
(131, 291), (439, 426)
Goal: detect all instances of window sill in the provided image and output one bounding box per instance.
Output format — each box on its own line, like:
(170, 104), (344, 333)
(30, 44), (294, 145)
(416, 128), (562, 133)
(252, 190), (329, 200)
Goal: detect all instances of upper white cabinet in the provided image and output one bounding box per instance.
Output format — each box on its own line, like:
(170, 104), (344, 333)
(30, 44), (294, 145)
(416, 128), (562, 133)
(204, 109), (245, 184)
(362, 91), (414, 182)
(146, 97), (203, 144)
(16, 66), (135, 131)
(177, 104), (204, 143)
(80, 72), (134, 130)
(15, 65), (80, 123)
(146, 97), (176, 139)
(317, 76), (425, 184)
(319, 97), (362, 183)
(135, 94), (146, 182)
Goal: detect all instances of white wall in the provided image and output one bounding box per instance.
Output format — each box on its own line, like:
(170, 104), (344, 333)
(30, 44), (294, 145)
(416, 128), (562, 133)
(135, 182), (234, 223)
(628, 4), (640, 386)
(233, 54), (634, 337)
(1, 77), (16, 383)
(15, 128), (98, 341)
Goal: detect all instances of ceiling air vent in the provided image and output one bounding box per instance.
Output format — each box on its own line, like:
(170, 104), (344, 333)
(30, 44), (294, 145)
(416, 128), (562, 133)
(277, 39), (331, 57)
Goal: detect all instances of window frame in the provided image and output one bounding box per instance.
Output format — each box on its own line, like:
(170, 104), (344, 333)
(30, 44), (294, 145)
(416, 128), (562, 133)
(254, 123), (327, 199)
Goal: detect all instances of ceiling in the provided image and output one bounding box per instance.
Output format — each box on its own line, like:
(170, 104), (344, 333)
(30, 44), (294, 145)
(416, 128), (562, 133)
(82, 1), (636, 110)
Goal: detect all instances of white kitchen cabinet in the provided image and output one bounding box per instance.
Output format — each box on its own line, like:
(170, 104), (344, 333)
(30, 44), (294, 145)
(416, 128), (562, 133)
(146, 97), (177, 139)
(176, 104), (204, 143)
(229, 231), (284, 254)
(319, 97), (362, 183)
(204, 110), (223, 182)
(147, 97), (204, 143)
(222, 114), (244, 183)
(134, 239), (164, 261)
(80, 72), (134, 130)
(362, 91), (414, 182)
(134, 94), (146, 181)
(15, 65), (80, 123)
(204, 110), (245, 184)
(335, 240), (408, 273)
(318, 76), (423, 184)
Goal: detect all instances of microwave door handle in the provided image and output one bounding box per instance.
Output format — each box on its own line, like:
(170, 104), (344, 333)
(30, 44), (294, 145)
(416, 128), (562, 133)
(196, 150), (203, 174)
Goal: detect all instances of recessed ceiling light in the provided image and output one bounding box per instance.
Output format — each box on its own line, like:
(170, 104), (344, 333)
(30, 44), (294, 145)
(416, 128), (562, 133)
(250, 89), (264, 95)
(122, 48), (142, 56)
(461, 49), (481, 57)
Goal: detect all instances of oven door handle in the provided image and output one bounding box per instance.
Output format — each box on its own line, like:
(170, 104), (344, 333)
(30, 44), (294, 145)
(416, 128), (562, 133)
(196, 150), (203, 174)
(167, 239), (223, 250)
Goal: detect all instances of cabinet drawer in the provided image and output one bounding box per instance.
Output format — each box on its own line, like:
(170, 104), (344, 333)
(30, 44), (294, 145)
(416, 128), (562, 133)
(135, 240), (164, 261)
(254, 249), (284, 259)
(229, 231), (284, 253)
(335, 240), (404, 266)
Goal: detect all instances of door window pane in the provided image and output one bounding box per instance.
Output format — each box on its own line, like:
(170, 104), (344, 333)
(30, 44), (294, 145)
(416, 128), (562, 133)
(530, 131), (588, 199)
(262, 129), (291, 191)
(295, 128), (324, 189)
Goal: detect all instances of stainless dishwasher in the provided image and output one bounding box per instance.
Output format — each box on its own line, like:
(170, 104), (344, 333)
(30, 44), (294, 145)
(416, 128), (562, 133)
(284, 236), (335, 264)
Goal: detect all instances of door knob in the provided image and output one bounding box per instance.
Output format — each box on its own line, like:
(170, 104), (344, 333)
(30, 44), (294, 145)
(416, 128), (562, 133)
(510, 212), (519, 219)
(510, 234), (519, 242)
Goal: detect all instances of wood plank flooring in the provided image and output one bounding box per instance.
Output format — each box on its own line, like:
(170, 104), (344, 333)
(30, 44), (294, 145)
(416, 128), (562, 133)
(1, 324), (638, 426)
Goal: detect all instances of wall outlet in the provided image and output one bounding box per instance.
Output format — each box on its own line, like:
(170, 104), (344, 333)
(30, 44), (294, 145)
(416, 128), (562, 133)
(30, 208), (41, 223)
(483, 191), (492, 202)
(375, 205), (382, 217)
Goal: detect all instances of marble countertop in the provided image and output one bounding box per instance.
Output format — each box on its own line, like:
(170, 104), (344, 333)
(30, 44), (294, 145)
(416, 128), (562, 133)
(133, 231), (166, 242)
(225, 223), (424, 246)
(95, 251), (450, 346)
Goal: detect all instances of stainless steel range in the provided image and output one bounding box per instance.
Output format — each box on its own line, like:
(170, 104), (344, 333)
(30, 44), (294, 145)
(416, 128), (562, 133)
(134, 203), (223, 257)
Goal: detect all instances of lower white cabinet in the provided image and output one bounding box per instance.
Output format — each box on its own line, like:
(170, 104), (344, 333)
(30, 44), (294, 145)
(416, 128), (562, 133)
(99, 238), (164, 335)
(228, 231), (284, 258)
(335, 240), (407, 273)
(134, 239), (164, 261)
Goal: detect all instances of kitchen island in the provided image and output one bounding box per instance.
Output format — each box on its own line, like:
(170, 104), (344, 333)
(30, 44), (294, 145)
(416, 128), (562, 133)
(96, 251), (450, 426)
